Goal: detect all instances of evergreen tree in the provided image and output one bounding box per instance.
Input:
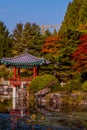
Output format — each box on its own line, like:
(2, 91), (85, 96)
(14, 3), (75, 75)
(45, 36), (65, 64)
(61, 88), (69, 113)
(12, 22), (44, 56)
(0, 21), (12, 58)
(53, 29), (58, 36)
(57, 0), (87, 81)
(78, 0), (87, 24)
(59, 0), (84, 32)
(44, 29), (52, 37)
(58, 29), (81, 81)
(12, 22), (23, 55)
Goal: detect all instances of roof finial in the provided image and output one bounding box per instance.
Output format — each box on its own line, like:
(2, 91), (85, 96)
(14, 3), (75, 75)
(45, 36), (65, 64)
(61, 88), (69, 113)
(25, 48), (28, 54)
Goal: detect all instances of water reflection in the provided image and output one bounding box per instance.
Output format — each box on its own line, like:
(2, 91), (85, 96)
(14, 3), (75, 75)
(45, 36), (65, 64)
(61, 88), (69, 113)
(0, 108), (87, 130)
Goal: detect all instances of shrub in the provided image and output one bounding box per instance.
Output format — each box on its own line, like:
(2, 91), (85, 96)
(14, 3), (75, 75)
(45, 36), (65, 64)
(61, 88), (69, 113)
(48, 81), (61, 92)
(63, 80), (81, 93)
(81, 80), (87, 92)
(0, 99), (12, 112)
(30, 74), (58, 93)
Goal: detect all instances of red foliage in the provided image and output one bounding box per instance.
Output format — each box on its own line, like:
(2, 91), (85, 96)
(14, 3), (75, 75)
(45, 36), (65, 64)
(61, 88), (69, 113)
(72, 34), (87, 73)
(41, 36), (60, 54)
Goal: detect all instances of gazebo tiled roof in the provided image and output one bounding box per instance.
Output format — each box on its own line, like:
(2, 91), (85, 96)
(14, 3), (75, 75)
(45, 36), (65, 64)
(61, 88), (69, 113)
(0, 52), (47, 68)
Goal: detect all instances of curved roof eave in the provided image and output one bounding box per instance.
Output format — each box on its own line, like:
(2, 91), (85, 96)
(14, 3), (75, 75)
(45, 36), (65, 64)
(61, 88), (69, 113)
(0, 53), (48, 68)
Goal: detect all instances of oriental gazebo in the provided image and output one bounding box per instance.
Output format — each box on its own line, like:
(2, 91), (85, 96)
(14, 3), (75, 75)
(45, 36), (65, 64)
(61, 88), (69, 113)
(1, 50), (46, 79)
(0, 50), (48, 115)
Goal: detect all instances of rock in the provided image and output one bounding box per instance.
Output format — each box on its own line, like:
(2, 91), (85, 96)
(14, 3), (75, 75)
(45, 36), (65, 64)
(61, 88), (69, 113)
(35, 88), (51, 97)
(37, 96), (48, 107)
(80, 100), (87, 105)
(49, 93), (62, 110)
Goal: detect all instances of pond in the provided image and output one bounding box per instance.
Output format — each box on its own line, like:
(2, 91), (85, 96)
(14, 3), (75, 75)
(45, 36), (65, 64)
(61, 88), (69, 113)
(0, 107), (87, 130)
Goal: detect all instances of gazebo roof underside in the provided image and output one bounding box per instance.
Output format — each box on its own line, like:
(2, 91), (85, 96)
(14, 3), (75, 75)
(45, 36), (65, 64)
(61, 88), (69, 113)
(0, 53), (46, 68)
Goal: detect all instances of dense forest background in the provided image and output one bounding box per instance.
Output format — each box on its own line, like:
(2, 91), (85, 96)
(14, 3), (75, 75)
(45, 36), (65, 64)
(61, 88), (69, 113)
(0, 0), (87, 84)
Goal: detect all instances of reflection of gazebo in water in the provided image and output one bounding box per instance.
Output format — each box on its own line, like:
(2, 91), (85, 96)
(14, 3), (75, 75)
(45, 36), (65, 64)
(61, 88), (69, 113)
(0, 49), (48, 115)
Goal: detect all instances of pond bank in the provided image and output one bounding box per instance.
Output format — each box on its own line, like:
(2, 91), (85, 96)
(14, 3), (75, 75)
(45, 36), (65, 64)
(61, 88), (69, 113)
(34, 88), (87, 112)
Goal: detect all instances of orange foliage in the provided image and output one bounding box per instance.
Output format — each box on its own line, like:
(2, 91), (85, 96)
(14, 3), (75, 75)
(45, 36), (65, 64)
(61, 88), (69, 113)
(45, 36), (58, 43)
(72, 34), (87, 73)
(41, 36), (60, 54)
(78, 23), (87, 30)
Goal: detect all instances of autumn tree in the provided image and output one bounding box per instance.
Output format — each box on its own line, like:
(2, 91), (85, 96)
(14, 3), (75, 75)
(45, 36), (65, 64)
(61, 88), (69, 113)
(41, 36), (60, 61)
(58, 0), (87, 81)
(72, 34), (87, 73)
(78, 23), (87, 33)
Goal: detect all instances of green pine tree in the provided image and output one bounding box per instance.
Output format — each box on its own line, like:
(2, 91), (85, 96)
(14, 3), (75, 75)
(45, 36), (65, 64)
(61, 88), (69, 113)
(59, 0), (84, 32)
(12, 22), (44, 57)
(0, 21), (12, 58)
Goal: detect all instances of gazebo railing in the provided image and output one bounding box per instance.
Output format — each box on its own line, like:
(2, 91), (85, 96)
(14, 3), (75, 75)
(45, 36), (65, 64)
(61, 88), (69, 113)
(10, 77), (32, 87)
(10, 78), (21, 86)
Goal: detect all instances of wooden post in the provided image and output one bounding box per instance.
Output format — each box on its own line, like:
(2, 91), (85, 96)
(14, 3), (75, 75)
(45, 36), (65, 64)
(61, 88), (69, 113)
(33, 66), (37, 78)
(13, 67), (17, 110)
(18, 68), (20, 80)
(13, 87), (16, 110)
(14, 67), (16, 79)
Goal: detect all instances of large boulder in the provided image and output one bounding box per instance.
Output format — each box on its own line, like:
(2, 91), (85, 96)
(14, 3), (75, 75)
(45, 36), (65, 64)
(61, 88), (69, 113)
(35, 88), (51, 97)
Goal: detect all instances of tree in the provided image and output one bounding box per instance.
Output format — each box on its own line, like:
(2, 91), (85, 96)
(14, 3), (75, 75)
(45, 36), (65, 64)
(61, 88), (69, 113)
(78, 0), (87, 24)
(72, 34), (87, 73)
(12, 22), (23, 55)
(41, 36), (60, 61)
(53, 29), (58, 36)
(12, 22), (44, 56)
(59, 0), (85, 33)
(0, 21), (12, 58)
(44, 29), (52, 37)
(78, 23), (87, 33)
(57, 0), (87, 81)
(57, 29), (81, 81)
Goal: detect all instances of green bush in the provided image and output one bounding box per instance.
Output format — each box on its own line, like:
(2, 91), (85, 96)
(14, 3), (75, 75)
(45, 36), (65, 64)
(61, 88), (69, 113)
(0, 65), (12, 79)
(63, 80), (81, 93)
(46, 81), (61, 92)
(30, 74), (58, 93)
(0, 99), (12, 113)
(81, 80), (87, 92)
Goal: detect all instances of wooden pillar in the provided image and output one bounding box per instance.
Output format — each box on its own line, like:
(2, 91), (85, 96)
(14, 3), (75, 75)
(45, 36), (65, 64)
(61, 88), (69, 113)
(14, 67), (16, 79)
(18, 68), (20, 80)
(37, 66), (39, 76)
(33, 66), (37, 78)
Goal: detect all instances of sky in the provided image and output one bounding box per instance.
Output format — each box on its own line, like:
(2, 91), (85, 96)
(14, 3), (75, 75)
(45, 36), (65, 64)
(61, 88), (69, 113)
(0, 0), (72, 33)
